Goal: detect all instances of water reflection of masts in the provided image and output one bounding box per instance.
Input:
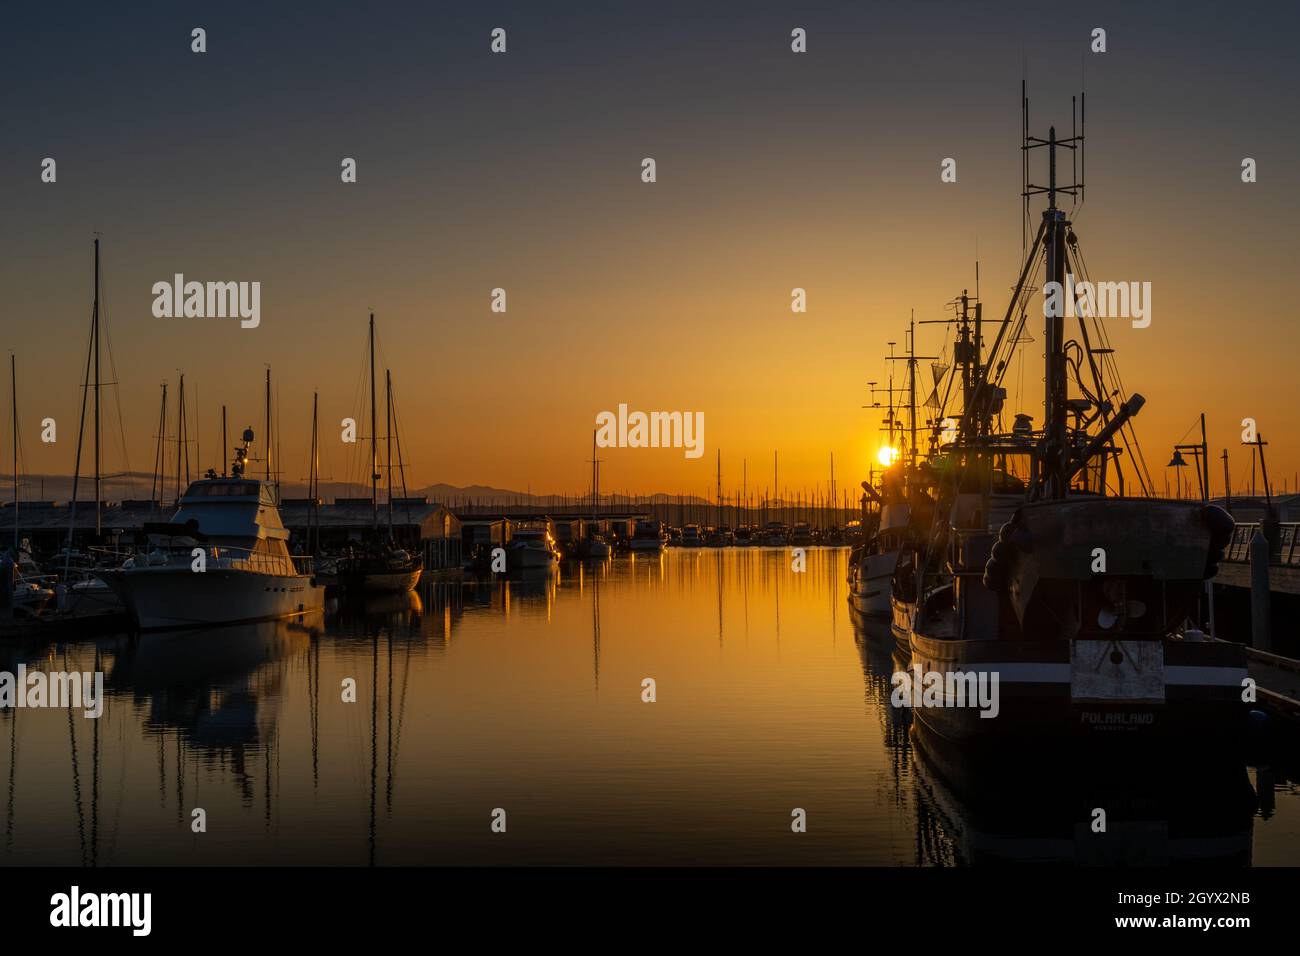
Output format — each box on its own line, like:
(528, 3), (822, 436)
(774, 556), (781, 647)
(847, 604), (914, 814)
(364, 617), (413, 865)
(591, 567), (601, 690)
(63, 647), (89, 865)
(91, 646), (100, 865)
(742, 548), (750, 641)
(307, 629), (320, 788)
(716, 549), (723, 648)
(368, 626), (378, 866)
(4, 705), (14, 850)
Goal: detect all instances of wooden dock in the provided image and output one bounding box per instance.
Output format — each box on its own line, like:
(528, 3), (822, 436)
(1245, 645), (1300, 721)
(1216, 520), (1300, 594)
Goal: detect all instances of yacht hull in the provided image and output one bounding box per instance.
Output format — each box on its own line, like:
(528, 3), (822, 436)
(342, 568), (422, 593)
(103, 568), (325, 631)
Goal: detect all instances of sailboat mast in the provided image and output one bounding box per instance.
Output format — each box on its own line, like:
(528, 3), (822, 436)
(386, 369), (393, 533)
(93, 238), (101, 534)
(591, 430), (599, 517)
(10, 355), (17, 553)
(152, 383), (166, 514)
(176, 373), (185, 506)
(369, 313), (378, 528)
(310, 391), (319, 552)
(264, 368), (272, 485)
(221, 405), (227, 477)
(829, 452), (835, 526)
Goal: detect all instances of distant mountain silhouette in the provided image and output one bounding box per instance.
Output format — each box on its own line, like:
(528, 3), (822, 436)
(0, 472), (709, 507)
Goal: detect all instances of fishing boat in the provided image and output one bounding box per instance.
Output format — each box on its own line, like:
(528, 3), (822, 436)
(102, 430), (324, 630)
(902, 99), (1244, 750)
(847, 524), (905, 617)
(506, 524), (559, 569)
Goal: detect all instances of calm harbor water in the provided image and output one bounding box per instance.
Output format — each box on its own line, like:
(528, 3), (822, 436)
(2, 548), (1297, 866)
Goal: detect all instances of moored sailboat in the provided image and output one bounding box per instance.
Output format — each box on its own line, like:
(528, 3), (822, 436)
(336, 314), (423, 593)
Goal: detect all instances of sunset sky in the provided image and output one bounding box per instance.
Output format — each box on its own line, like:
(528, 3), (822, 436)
(3, 1), (1298, 501)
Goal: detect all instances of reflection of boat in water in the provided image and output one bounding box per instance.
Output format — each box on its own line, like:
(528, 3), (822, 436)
(101, 430), (324, 631)
(334, 588), (424, 631)
(847, 598), (913, 749)
(503, 565), (558, 601)
(108, 615), (316, 755)
(909, 720), (1256, 866)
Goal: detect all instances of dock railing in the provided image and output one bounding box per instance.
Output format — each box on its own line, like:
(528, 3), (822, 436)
(1224, 522), (1300, 566)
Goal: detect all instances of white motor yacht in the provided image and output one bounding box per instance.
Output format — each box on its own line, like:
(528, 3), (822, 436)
(102, 430), (324, 630)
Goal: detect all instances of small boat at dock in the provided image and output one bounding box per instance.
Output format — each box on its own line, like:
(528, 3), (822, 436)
(629, 519), (666, 552)
(506, 525), (560, 569)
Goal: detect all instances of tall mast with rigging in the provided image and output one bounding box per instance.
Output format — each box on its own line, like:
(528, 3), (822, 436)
(369, 313), (378, 529)
(590, 429), (600, 519)
(93, 238), (101, 534)
(1021, 85), (1085, 499)
(386, 368), (393, 534)
(10, 355), (17, 554)
(309, 391), (319, 554)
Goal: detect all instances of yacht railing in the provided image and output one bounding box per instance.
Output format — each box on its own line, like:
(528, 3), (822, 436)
(94, 544), (315, 577)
